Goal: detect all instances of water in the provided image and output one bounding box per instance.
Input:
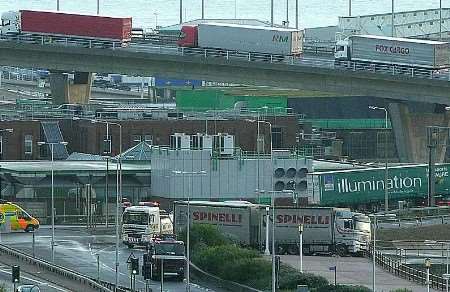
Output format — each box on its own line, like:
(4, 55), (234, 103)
(0, 0), (445, 30)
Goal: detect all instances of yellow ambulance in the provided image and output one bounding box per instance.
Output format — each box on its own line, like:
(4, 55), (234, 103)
(0, 200), (40, 232)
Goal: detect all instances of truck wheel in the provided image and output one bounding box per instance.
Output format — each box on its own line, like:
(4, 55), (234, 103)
(287, 245), (299, 255)
(336, 244), (348, 257)
(24, 225), (35, 232)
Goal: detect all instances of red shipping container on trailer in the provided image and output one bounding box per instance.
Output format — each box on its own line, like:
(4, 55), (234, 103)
(20, 10), (132, 42)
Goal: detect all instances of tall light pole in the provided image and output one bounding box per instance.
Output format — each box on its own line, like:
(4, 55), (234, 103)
(37, 141), (68, 264)
(0, 128), (13, 200)
(369, 106), (389, 211)
(391, 0), (395, 37)
(91, 119), (122, 290)
(286, 0), (289, 26)
(372, 216), (377, 292)
(440, 0), (443, 40)
(97, 0), (100, 15)
(295, 0), (299, 29)
(271, 0), (274, 26)
(172, 170), (206, 292)
(57, 0), (60, 11)
(179, 0), (183, 24)
(349, 0), (352, 16)
(425, 258), (432, 292)
(201, 0), (205, 19)
(298, 224), (303, 272)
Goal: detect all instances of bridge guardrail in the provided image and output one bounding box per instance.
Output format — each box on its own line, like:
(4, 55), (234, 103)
(368, 245), (447, 291)
(2, 34), (450, 83)
(0, 243), (116, 292)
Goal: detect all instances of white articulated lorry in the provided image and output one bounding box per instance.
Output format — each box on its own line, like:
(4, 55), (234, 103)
(335, 34), (450, 70)
(173, 201), (371, 256)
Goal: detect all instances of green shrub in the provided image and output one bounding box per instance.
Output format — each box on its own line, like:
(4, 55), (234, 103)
(312, 284), (372, 292)
(279, 265), (328, 290)
(179, 223), (230, 251)
(0, 284), (5, 292)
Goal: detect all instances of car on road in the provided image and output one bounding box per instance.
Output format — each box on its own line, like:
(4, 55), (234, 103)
(16, 284), (41, 292)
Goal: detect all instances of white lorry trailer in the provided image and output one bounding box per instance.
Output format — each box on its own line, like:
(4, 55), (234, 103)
(178, 23), (303, 57)
(335, 34), (450, 69)
(122, 205), (173, 248)
(173, 201), (371, 256)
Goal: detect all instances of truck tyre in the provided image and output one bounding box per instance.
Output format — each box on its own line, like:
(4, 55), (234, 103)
(336, 244), (348, 257)
(287, 245), (299, 255)
(24, 225), (35, 232)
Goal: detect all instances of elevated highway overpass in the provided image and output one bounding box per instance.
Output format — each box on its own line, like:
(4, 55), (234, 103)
(0, 41), (449, 103)
(1, 40), (450, 163)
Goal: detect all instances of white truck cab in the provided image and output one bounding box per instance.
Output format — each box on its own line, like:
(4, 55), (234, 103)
(333, 210), (371, 255)
(0, 11), (20, 35)
(334, 38), (350, 61)
(122, 205), (161, 248)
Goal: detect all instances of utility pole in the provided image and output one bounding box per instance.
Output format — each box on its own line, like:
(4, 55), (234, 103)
(202, 0), (205, 19)
(97, 0), (100, 15)
(349, 0), (352, 16)
(391, 0), (395, 37)
(179, 0), (183, 24)
(440, 0), (443, 40)
(271, 0), (274, 26)
(295, 0), (299, 29)
(286, 0), (289, 26)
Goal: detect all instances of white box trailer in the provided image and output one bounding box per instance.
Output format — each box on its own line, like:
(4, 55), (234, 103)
(173, 201), (262, 246)
(197, 23), (303, 56)
(173, 201), (371, 256)
(335, 34), (450, 69)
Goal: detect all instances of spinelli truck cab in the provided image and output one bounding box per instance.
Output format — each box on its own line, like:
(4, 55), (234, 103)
(0, 200), (40, 232)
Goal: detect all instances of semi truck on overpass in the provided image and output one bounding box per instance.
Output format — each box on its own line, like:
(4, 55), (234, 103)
(335, 34), (450, 70)
(173, 201), (371, 256)
(0, 10), (132, 46)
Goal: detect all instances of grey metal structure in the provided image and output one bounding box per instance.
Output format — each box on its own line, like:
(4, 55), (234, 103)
(150, 148), (312, 201)
(349, 35), (450, 69)
(197, 23), (303, 55)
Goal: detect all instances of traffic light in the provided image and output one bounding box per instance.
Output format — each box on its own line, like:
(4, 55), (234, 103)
(12, 265), (20, 283)
(131, 257), (139, 275)
(142, 253), (152, 279)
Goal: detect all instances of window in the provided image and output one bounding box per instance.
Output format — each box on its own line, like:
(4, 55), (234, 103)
(132, 134), (142, 145)
(144, 135), (153, 144)
(272, 127), (283, 149)
(24, 135), (33, 154)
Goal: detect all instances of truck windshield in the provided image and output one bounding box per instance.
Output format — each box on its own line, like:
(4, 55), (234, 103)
(123, 212), (149, 225)
(155, 243), (185, 256)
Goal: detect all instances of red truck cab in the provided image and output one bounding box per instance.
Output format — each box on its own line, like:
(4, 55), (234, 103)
(177, 25), (198, 47)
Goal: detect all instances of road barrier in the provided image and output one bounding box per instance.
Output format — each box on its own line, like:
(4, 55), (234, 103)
(368, 245), (447, 291)
(0, 243), (116, 292)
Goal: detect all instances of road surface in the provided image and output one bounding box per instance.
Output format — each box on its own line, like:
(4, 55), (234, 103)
(0, 226), (211, 292)
(280, 255), (438, 292)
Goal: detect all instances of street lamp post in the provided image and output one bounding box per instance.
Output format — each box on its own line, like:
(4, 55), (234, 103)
(97, 0), (100, 15)
(391, 0), (395, 37)
(265, 206), (270, 255)
(298, 224), (303, 273)
(91, 119), (122, 291)
(57, 0), (60, 11)
(369, 106), (389, 211)
(0, 128), (13, 200)
(37, 141), (68, 264)
(372, 216), (377, 292)
(172, 170), (206, 292)
(201, 0), (205, 19)
(179, 0), (183, 24)
(295, 0), (299, 29)
(425, 258), (432, 292)
(271, 0), (274, 26)
(440, 0), (443, 40)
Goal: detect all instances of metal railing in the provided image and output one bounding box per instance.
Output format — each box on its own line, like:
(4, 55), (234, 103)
(369, 246), (447, 290)
(2, 34), (450, 84)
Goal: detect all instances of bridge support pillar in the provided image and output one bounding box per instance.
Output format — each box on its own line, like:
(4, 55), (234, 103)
(390, 102), (450, 163)
(49, 71), (92, 105)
